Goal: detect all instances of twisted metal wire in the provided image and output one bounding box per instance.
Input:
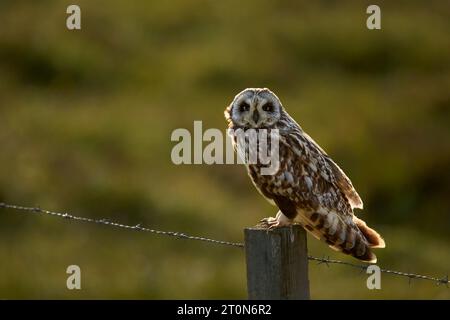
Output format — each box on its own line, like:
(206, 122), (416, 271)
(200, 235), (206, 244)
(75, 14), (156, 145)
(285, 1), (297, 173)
(1, 202), (448, 287)
(308, 256), (449, 287)
(0, 202), (244, 248)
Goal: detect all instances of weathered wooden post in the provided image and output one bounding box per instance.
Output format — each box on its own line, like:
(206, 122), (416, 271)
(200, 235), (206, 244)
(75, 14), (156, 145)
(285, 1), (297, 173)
(244, 225), (310, 300)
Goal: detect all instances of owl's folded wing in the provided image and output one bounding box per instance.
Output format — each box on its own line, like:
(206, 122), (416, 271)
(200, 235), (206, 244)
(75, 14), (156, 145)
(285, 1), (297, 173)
(277, 131), (363, 213)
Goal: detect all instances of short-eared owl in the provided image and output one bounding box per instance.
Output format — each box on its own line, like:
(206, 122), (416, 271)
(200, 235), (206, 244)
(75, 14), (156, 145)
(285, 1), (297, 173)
(225, 88), (385, 262)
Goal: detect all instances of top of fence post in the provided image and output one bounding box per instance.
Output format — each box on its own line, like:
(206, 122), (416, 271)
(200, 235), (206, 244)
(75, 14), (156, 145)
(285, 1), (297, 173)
(244, 224), (310, 300)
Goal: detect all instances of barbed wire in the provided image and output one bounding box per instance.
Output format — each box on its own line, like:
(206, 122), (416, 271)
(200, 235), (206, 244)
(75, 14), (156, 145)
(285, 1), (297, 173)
(0, 202), (244, 248)
(308, 256), (449, 287)
(1, 202), (448, 287)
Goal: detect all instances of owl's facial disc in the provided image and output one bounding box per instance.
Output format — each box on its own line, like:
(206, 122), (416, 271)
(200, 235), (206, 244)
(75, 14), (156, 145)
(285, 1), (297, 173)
(230, 88), (282, 128)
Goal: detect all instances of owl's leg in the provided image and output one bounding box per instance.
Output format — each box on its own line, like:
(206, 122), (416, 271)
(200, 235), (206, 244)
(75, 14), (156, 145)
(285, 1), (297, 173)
(260, 211), (293, 229)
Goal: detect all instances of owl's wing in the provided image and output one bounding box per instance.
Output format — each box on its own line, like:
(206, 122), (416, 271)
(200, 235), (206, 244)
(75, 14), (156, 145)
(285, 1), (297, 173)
(286, 129), (363, 209)
(324, 156), (363, 209)
(304, 132), (364, 210)
(276, 129), (363, 214)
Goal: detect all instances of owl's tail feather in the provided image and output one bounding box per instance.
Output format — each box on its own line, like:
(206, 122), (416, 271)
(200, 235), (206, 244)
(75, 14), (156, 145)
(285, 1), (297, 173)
(353, 217), (385, 249)
(301, 211), (383, 263)
(326, 226), (378, 264)
(341, 243), (377, 263)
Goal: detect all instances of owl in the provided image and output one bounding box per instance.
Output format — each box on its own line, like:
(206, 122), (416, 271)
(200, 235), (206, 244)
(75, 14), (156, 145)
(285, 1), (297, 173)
(224, 88), (385, 263)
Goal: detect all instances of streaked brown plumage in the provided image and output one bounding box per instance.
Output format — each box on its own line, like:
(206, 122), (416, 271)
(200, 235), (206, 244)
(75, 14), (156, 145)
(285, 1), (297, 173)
(225, 88), (385, 263)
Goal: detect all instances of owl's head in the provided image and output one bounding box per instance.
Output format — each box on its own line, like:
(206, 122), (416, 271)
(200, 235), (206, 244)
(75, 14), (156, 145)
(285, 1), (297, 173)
(225, 88), (283, 129)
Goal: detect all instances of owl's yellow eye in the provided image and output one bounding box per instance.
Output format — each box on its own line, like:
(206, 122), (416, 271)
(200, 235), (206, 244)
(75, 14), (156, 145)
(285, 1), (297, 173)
(262, 103), (274, 112)
(239, 103), (250, 112)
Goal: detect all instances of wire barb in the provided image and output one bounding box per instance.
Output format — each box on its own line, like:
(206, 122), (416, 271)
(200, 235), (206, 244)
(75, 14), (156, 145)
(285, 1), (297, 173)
(1, 201), (449, 287)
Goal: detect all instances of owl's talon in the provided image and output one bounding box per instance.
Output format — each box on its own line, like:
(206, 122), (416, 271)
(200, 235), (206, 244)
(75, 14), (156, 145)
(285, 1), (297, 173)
(260, 215), (290, 231)
(268, 223), (280, 230)
(260, 217), (277, 223)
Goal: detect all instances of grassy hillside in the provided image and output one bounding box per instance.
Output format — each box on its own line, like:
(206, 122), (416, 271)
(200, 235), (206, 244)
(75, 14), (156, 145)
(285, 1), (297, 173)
(0, 0), (449, 299)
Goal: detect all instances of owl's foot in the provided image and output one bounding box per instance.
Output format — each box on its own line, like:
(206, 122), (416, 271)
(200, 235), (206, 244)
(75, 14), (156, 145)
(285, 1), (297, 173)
(260, 216), (278, 228)
(260, 212), (292, 230)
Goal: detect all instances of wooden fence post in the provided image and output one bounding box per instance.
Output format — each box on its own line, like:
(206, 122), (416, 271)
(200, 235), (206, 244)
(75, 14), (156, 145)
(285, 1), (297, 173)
(244, 225), (310, 300)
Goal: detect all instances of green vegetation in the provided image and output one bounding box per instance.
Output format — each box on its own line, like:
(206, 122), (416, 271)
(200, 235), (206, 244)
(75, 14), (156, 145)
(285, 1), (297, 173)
(0, 0), (449, 299)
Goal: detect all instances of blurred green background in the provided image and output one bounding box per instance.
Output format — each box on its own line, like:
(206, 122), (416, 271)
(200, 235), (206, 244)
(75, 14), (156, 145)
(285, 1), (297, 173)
(0, 0), (449, 299)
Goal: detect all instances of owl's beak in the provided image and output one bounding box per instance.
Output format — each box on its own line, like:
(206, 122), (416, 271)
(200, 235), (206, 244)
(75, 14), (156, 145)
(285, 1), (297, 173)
(252, 110), (259, 124)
